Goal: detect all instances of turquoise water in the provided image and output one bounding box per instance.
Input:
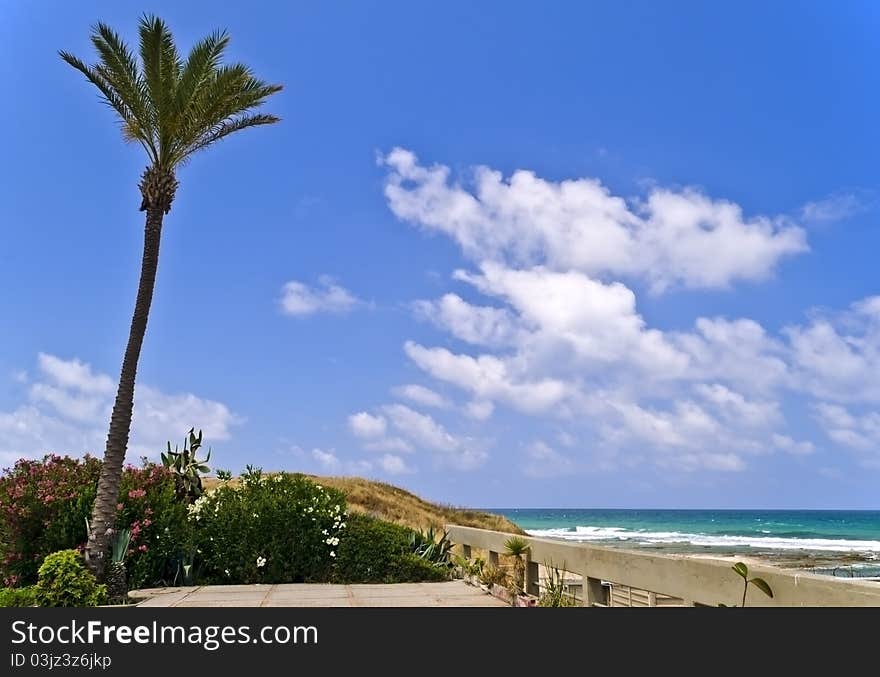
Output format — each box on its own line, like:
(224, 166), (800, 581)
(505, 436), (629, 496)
(495, 509), (880, 576)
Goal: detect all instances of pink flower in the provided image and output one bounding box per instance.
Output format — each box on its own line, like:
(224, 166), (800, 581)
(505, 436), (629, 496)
(116, 503), (123, 511)
(128, 488), (146, 499)
(138, 544), (148, 552)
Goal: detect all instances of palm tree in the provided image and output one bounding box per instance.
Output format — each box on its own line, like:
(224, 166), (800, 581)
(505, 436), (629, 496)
(60, 15), (281, 578)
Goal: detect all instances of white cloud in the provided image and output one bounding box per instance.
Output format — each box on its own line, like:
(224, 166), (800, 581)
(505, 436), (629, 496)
(695, 384), (780, 428)
(279, 275), (358, 316)
(413, 294), (520, 347)
(382, 148), (806, 293)
(813, 403), (880, 465)
(404, 342), (571, 414)
(378, 454), (413, 475)
(347, 412), (387, 438)
(465, 400), (494, 420)
(771, 434), (815, 456)
(312, 448), (341, 473)
(364, 437), (413, 453)
(786, 299), (880, 403)
(800, 192), (866, 224)
(381, 404), (488, 470)
(0, 354), (242, 463)
(382, 404), (458, 452)
(310, 447), (377, 476)
(522, 440), (575, 478)
(391, 384), (449, 408)
(37, 353), (114, 394)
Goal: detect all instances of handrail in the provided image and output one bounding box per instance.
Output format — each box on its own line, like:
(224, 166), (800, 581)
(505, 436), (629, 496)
(446, 524), (880, 607)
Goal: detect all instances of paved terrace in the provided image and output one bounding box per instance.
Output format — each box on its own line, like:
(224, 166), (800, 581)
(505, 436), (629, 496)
(131, 581), (507, 607)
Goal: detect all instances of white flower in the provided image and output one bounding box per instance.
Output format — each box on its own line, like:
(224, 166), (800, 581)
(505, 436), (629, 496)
(322, 529), (328, 535)
(329, 551), (336, 558)
(224, 569), (230, 576)
(252, 513), (259, 518)
(340, 522), (346, 529)
(256, 556), (267, 568)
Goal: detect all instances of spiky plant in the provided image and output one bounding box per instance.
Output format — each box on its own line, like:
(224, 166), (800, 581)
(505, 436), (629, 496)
(60, 15), (281, 578)
(504, 536), (530, 598)
(162, 428), (211, 503)
(106, 528), (131, 603)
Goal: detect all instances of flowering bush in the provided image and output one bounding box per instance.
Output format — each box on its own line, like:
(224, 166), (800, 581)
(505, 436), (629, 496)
(191, 470), (346, 583)
(115, 463), (190, 589)
(0, 455), (190, 588)
(0, 455), (101, 585)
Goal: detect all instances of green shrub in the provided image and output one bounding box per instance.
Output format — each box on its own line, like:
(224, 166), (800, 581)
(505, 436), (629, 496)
(333, 514), (449, 583)
(35, 551), (106, 607)
(192, 469), (347, 583)
(0, 586), (37, 607)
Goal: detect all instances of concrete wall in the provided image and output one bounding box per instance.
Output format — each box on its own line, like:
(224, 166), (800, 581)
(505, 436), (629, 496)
(446, 525), (880, 607)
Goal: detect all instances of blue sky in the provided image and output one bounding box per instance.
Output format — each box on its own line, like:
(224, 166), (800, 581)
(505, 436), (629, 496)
(2, 1), (880, 509)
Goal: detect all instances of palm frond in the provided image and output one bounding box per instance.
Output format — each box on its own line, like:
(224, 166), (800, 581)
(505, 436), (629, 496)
(170, 64), (281, 164)
(184, 113), (280, 158)
(138, 14), (181, 167)
(59, 50), (157, 162)
(90, 23), (157, 159)
(173, 29), (230, 132)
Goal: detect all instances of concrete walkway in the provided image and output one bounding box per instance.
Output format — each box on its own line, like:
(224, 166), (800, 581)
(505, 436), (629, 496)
(131, 581), (508, 607)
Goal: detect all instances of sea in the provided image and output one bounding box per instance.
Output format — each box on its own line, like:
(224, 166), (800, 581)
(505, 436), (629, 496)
(495, 508), (880, 578)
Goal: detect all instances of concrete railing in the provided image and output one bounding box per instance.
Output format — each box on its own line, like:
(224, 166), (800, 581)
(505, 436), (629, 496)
(446, 525), (880, 607)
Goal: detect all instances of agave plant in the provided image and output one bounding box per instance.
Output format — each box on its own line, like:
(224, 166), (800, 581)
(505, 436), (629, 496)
(409, 527), (454, 567)
(162, 428), (211, 503)
(106, 528), (132, 604)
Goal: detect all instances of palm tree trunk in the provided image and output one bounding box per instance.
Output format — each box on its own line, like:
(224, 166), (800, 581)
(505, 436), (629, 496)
(85, 207), (164, 579)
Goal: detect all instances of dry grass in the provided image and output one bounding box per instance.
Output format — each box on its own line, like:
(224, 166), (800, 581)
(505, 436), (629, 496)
(202, 473), (524, 535)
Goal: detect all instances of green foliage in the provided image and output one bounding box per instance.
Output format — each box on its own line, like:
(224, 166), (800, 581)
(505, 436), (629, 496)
(59, 15), (282, 171)
(479, 565), (509, 588)
(161, 428), (211, 503)
(504, 536), (530, 596)
(333, 514), (448, 583)
(538, 562), (579, 607)
(192, 471), (347, 584)
(215, 469), (233, 482)
(720, 562), (775, 607)
(110, 529), (132, 564)
(0, 586), (37, 607)
(504, 537), (530, 557)
(409, 527), (454, 567)
(452, 555), (485, 579)
(35, 551), (106, 607)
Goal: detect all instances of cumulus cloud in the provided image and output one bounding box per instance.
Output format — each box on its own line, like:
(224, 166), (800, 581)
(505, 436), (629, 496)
(800, 192), (867, 224)
(812, 402), (880, 466)
(348, 404), (487, 470)
(522, 440), (575, 478)
(279, 275), (359, 316)
(0, 354), (241, 463)
(347, 412), (387, 438)
(391, 384), (449, 408)
(382, 148), (807, 293)
(358, 147), (880, 475)
(378, 454), (414, 475)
